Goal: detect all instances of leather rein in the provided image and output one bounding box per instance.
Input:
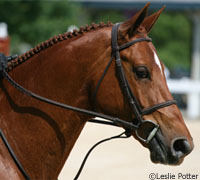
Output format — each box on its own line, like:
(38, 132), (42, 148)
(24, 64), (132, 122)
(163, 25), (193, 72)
(0, 23), (176, 180)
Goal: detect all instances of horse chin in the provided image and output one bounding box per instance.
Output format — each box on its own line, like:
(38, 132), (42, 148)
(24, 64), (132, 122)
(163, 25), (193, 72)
(148, 137), (168, 164)
(147, 130), (184, 165)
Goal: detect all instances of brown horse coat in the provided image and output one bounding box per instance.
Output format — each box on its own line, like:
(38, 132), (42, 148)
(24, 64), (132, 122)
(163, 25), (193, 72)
(0, 3), (193, 179)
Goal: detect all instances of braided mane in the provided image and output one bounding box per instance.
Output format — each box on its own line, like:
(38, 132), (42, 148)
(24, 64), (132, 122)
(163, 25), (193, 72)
(8, 21), (113, 71)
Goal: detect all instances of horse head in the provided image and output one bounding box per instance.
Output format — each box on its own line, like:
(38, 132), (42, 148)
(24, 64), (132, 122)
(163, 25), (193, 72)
(93, 3), (193, 165)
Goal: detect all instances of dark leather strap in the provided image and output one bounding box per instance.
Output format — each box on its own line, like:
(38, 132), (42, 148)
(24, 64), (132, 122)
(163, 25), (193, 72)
(73, 131), (130, 180)
(0, 128), (31, 180)
(112, 37), (152, 52)
(0, 53), (7, 72)
(111, 23), (177, 126)
(91, 54), (114, 110)
(111, 23), (150, 123)
(1, 68), (138, 131)
(142, 100), (176, 115)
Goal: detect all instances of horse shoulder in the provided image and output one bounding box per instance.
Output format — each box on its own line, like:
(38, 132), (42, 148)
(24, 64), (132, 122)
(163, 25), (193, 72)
(0, 138), (24, 180)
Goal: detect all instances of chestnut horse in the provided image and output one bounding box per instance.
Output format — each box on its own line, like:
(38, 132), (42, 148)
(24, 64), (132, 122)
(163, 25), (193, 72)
(0, 4), (193, 180)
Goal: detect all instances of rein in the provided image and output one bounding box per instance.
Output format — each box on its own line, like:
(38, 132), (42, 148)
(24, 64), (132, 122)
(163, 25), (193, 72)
(0, 23), (176, 180)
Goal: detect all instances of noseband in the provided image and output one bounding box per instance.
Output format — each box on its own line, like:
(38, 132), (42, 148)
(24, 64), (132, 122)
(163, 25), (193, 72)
(0, 23), (176, 180)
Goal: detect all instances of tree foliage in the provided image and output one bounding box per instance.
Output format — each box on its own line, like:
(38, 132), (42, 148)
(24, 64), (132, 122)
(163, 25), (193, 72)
(0, 1), (192, 71)
(150, 12), (192, 71)
(86, 9), (192, 71)
(0, 0), (83, 53)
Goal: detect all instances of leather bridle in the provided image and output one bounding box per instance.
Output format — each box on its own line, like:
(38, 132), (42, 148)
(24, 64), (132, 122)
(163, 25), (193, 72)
(0, 23), (176, 180)
(91, 23), (176, 143)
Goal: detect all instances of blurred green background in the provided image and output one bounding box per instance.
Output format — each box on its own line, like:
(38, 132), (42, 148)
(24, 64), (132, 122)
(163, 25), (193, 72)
(0, 0), (192, 74)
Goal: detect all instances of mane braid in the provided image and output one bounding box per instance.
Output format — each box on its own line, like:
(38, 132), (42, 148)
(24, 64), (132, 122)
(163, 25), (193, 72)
(7, 21), (113, 71)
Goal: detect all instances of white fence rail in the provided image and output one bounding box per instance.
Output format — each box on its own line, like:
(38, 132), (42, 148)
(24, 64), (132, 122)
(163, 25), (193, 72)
(167, 79), (200, 119)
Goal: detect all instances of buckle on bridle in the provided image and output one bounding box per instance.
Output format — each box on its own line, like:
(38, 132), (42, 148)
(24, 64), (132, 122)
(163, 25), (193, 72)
(0, 53), (18, 72)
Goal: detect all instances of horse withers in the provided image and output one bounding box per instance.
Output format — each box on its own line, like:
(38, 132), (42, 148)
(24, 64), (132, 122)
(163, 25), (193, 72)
(0, 3), (193, 180)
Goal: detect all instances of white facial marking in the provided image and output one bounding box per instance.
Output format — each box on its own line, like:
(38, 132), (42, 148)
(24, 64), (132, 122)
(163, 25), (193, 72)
(153, 51), (163, 73)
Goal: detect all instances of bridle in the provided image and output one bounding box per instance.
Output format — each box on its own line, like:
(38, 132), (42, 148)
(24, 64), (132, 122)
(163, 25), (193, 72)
(0, 23), (176, 180)
(91, 23), (176, 143)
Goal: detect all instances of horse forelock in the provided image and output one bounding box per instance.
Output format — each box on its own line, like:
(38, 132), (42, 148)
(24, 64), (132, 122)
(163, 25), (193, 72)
(7, 21), (113, 71)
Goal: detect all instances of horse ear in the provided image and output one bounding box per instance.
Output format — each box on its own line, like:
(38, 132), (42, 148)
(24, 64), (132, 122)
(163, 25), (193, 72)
(119, 3), (150, 38)
(142, 6), (165, 33)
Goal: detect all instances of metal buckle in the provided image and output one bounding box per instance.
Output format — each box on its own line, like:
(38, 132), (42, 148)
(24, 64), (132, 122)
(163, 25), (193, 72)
(135, 120), (159, 144)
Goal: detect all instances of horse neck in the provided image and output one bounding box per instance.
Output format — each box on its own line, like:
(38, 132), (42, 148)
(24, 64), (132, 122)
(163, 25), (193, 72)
(0, 27), (111, 179)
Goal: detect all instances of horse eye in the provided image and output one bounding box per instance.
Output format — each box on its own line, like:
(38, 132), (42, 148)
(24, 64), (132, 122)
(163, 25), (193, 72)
(134, 66), (150, 79)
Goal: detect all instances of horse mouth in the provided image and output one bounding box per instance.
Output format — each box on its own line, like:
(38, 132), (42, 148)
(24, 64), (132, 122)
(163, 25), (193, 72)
(147, 129), (192, 165)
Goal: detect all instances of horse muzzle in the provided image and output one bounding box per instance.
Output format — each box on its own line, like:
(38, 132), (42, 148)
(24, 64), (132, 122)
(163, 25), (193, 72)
(148, 129), (193, 165)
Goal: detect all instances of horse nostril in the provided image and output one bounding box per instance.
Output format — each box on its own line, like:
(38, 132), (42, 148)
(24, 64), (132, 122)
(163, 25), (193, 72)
(172, 138), (191, 156)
